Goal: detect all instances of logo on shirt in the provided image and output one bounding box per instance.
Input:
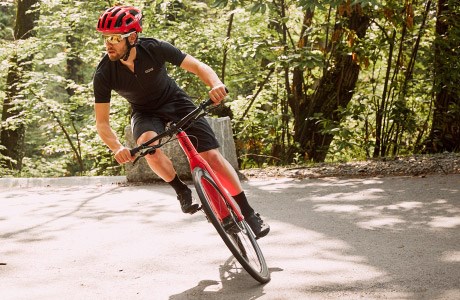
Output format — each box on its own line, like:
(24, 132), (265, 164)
(145, 67), (154, 74)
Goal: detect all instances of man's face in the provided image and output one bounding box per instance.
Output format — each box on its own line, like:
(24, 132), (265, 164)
(103, 33), (130, 61)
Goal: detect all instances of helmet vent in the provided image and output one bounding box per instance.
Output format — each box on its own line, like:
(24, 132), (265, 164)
(115, 12), (126, 28)
(101, 14), (108, 28)
(111, 8), (121, 16)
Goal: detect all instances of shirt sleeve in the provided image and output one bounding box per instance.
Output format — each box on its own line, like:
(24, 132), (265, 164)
(93, 71), (111, 103)
(158, 40), (187, 66)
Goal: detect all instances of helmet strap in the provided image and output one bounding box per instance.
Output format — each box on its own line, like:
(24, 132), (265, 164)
(122, 38), (135, 61)
(122, 33), (138, 61)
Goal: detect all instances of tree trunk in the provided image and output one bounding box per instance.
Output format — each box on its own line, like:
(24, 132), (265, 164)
(425, 0), (460, 152)
(64, 15), (86, 173)
(374, 30), (396, 158)
(212, 11), (234, 119)
(289, 5), (370, 162)
(0, 0), (40, 170)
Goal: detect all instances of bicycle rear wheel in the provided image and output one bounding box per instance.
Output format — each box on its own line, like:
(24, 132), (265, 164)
(193, 167), (270, 283)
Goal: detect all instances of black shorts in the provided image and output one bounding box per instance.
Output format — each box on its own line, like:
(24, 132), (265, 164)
(130, 98), (220, 153)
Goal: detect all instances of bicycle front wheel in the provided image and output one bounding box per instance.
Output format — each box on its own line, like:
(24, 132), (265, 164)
(193, 167), (270, 283)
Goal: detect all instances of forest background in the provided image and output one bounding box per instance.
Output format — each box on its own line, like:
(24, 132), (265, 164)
(0, 0), (459, 178)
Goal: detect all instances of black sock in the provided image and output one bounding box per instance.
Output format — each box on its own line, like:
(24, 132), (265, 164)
(232, 191), (254, 217)
(168, 174), (188, 194)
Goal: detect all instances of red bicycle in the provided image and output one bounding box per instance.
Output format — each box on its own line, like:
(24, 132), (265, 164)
(129, 99), (270, 283)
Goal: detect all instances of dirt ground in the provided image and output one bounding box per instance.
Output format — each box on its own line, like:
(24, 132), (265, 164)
(241, 152), (460, 180)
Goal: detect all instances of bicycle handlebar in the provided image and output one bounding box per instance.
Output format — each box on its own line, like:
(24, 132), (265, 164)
(129, 98), (215, 158)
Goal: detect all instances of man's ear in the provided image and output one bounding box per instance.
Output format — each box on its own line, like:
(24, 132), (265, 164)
(128, 32), (137, 45)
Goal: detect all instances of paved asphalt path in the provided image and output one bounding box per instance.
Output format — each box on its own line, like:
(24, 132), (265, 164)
(1, 174), (459, 300)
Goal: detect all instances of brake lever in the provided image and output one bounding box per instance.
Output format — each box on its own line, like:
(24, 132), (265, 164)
(194, 100), (213, 120)
(132, 147), (157, 165)
(132, 156), (142, 165)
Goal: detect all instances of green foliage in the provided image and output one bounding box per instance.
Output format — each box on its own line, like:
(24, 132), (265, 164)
(0, 2), (14, 40)
(1, 0), (458, 176)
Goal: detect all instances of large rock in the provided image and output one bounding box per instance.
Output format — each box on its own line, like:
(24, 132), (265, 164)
(125, 117), (238, 182)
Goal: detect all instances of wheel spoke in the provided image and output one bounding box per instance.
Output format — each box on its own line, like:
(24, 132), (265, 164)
(193, 167), (270, 283)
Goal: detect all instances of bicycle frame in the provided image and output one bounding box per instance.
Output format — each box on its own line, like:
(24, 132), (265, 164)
(175, 130), (243, 223)
(129, 98), (244, 222)
(129, 98), (271, 283)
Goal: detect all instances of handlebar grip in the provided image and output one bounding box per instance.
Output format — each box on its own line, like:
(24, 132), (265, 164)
(204, 98), (214, 107)
(204, 88), (229, 107)
(129, 148), (139, 156)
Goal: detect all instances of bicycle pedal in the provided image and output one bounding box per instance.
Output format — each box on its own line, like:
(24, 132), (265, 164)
(187, 204), (200, 215)
(222, 216), (241, 234)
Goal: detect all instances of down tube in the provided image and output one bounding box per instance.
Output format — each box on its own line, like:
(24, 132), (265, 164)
(176, 131), (231, 220)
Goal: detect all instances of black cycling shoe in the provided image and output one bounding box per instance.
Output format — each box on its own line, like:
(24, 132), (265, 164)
(245, 212), (270, 239)
(177, 188), (200, 214)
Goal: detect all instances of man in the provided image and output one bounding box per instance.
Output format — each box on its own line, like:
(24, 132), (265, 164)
(93, 6), (269, 238)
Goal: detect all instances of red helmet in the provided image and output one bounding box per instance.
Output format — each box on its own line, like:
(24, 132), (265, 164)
(97, 6), (143, 34)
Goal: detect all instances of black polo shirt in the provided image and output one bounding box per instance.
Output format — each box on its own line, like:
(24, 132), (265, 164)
(93, 38), (187, 113)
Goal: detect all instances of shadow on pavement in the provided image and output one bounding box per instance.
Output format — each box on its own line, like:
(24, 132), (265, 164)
(246, 175), (460, 299)
(169, 255), (283, 300)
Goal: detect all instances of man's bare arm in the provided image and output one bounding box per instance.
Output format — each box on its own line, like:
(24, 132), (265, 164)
(94, 102), (133, 163)
(180, 54), (227, 103)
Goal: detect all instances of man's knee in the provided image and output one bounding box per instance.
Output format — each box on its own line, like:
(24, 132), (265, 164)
(136, 130), (158, 145)
(202, 149), (228, 168)
(144, 149), (166, 163)
(201, 149), (222, 161)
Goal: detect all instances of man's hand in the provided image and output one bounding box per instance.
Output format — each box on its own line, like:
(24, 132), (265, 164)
(114, 146), (134, 164)
(209, 84), (227, 104)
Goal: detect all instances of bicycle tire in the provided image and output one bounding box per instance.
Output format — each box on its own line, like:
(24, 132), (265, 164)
(192, 167), (270, 283)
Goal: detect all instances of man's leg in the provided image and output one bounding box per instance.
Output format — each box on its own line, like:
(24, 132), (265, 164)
(198, 149), (242, 195)
(137, 131), (177, 181)
(137, 131), (199, 214)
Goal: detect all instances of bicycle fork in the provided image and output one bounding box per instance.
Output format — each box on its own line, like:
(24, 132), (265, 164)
(176, 131), (243, 226)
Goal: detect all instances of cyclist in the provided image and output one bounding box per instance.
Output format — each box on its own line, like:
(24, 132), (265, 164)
(93, 6), (269, 238)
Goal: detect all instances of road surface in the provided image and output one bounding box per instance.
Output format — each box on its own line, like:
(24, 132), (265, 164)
(1, 174), (459, 299)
